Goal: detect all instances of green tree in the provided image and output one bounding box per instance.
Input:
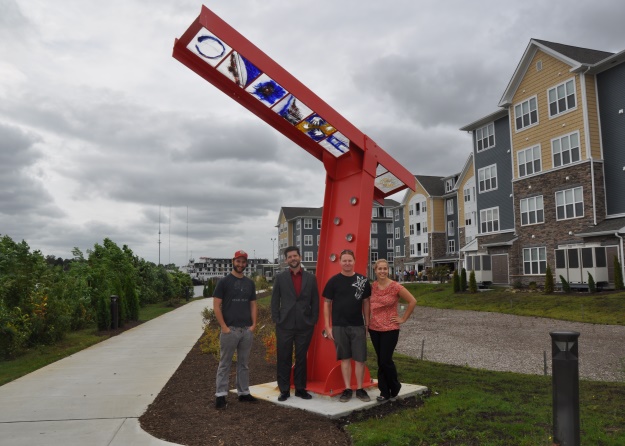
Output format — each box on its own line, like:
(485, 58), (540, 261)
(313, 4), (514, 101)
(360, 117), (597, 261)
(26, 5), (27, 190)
(452, 270), (460, 293)
(544, 265), (554, 294)
(560, 275), (571, 293)
(614, 256), (624, 290)
(469, 271), (478, 294)
(588, 272), (596, 293)
(460, 268), (467, 292)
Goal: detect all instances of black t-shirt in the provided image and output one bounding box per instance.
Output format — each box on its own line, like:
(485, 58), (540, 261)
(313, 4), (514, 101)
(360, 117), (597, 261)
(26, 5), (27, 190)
(323, 273), (371, 327)
(213, 274), (256, 327)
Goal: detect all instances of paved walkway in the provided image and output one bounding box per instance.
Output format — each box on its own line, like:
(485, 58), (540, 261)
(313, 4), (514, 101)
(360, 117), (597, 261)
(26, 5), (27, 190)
(0, 298), (210, 446)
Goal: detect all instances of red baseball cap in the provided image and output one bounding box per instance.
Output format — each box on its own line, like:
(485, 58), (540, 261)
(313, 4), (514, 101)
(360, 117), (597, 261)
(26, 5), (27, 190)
(233, 250), (248, 260)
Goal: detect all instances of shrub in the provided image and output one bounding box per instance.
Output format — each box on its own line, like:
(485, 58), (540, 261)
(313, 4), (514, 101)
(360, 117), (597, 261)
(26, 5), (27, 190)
(513, 280), (524, 290)
(452, 270), (460, 293)
(544, 265), (554, 294)
(460, 268), (467, 292)
(588, 272), (596, 293)
(560, 275), (571, 293)
(469, 271), (477, 294)
(199, 307), (220, 359)
(614, 256), (624, 290)
(528, 281), (537, 291)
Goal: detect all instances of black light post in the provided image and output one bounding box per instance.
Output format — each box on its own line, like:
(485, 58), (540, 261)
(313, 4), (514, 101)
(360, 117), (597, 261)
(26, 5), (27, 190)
(550, 331), (580, 446)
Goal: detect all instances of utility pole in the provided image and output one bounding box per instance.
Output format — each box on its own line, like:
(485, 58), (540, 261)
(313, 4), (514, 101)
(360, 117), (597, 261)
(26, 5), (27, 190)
(270, 237), (276, 263)
(158, 204), (161, 266)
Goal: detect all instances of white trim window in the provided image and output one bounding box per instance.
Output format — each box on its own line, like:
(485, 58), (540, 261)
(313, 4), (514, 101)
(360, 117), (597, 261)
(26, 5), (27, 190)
(447, 199), (454, 215)
(480, 207), (499, 233)
(422, 201), (427, 212)
(514, 96), (538, 131)
(386, 223), (392, 233)
(448, 240), (456, 254)
(556, 187), (584, 220)
(447, 220), (455, 236)
(386, 209), (393, 218)
(395, 227), (400, 239)
(372, 207), (379, 218)
(476, 122), (495, 151)
(465, 212), (473, 226)
(395, 245), (401, 255)
(317, 219), (322, 229)
(394, 209), (400, 221)
(304, 251), (313, 262)
(387, 252), (394, 262)
(520, 196), (544, 225)
(409, 224), (414, 235)
(478, 165), (497, 193)
(371, 222), (378, 234)
(371, 238), (378, 249)
(445, 178), (454, 192)
(464, 187), (471, 202)
(423, 242), (429, 254)
(523, 247), (546, 275)
(317, 235), (320, 246)
(410, 244), (415, 256)
(387, 238), (393, 249)
(304, 218), (312, 229)
(370, 252), (378, 262)
(518, 145), (542, 177)
(548, 78), (576, 117)
(552, 131), (581, 168)
(304, 235), (313, 246)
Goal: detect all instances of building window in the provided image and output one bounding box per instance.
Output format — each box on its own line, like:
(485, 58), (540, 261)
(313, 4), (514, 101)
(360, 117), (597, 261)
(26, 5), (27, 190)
(386, 209), (393, 218)
(523, 247), (546, 274)
(514, 96), (538, 131)
(478, 165), (497, 193)
(394, 209), (400, 221)
(304, 251), (313, 262)
(409, 224), (415, 235)
(465, 212), (472, 226)
(416, 222), (421, 235)
(410, 244), (415, 256)
(395, 245), (401, 255)
(371, 238), (378, 249)
(464, 187), (471, 202)
(304, 218), (312, 229)
(296, 220), (300, 229)
(447, 199), (454, 215)
(447, 220), (455, 236)
(296, 235), (300, 244)
(422, 201), (427, 212)
(480, 207), (499, 233)
(370, 251), (378, 262)
(423, 224), (427, 233)
(317, 235), (320, 246)
(371, 222), (378, 234)
(387, 238), (393, 249)
(414, 202), (420, 215)
(317, 219), (322, 229)
(520, 196), (544, 225)
(518, 145), (541, 177)
(556, 187), (584, 220)
(304, 235), (313, 246)
(423, 242), (428, 254)
(387, 252), (394, 262)
(372, 207), (378, 218)
(445, 178), (454, 192)
(395, 227), (400, 239)
(548, 78), (576, 117)
(476, 122), (495, 151)
(448, 240), (456, 253)
(552, 132), (580, 168)
(386, 223), (392, 233)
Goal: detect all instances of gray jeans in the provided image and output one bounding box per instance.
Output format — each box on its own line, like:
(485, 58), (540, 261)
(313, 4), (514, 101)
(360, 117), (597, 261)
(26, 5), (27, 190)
(215, 326), (253, 397)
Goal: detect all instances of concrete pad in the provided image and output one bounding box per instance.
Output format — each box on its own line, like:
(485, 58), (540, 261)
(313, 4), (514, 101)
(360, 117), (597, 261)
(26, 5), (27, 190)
(244, 381), (428, 419)
(0, 419), (125, 446)
(110, 419), (179, 446)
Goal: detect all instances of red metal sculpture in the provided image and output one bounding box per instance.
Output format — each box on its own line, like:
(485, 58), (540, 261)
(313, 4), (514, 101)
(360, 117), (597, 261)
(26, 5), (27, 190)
(173, 6), (414, 395)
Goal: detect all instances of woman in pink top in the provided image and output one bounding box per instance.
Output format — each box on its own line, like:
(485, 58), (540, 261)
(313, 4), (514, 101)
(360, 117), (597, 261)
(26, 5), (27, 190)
(368, 259), (417, 402)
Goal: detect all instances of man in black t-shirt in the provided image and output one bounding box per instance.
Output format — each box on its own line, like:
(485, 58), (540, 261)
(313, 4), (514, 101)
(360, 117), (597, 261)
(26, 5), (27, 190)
(213, 250), (258, 409)
(323, 249), (372, 403)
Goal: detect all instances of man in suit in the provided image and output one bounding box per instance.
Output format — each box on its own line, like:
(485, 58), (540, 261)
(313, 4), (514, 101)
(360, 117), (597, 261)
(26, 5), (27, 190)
(271, 246), (319, 401)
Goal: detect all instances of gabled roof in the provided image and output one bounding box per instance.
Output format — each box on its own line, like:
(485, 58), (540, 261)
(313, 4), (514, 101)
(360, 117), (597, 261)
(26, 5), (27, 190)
(499, 39), (614, 107)
(374, 198), (400, 207)
(454, 153), (474, 190)
(415, 175), (446, 197)
(575, 216), (625, 237)
(279, 207), (323, 223)
(460, 109), (508, 132)
(479, 232), (518, 247)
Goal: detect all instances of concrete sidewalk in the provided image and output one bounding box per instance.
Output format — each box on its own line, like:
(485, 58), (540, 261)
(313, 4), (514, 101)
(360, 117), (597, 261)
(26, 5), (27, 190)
(0, 298), (211, 446)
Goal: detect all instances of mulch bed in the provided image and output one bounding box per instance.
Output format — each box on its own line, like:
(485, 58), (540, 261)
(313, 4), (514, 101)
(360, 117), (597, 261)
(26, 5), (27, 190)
(139, 334), (424, 445)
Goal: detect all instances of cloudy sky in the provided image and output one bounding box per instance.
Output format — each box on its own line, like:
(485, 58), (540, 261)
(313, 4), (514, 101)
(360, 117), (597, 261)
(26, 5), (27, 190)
(1, 0), (623, 266)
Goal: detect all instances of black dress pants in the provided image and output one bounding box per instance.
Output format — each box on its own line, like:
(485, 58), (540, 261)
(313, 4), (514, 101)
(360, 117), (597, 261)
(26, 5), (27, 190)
(368, 329), (401, 398)
(276, 325), (314, 392)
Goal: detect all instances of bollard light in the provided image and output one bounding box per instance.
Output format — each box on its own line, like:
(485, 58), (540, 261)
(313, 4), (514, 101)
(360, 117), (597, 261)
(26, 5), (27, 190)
(550, 331), (580, 446)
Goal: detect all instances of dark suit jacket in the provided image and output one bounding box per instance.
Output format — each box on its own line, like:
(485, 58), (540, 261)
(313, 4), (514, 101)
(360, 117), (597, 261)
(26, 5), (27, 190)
(271, 269), (319, 330)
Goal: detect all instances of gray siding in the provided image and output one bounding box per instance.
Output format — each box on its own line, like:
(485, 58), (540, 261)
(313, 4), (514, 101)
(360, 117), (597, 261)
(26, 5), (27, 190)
(446, 196), (459, 250)
(597, 62), (625, 216)
(474, 115), (514, 231)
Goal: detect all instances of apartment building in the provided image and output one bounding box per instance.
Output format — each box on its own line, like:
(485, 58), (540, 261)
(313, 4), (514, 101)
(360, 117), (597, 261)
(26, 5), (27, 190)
(459, 38), (625, 286)
(184, 256), (269, 282)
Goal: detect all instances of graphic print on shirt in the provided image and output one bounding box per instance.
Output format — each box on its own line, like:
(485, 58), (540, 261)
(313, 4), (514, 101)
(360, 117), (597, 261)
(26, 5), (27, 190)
(352, 275), (368, 300)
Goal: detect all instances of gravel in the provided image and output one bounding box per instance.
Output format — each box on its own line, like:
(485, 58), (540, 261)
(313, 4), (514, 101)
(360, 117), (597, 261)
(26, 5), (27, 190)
(397, 306), (625, 382)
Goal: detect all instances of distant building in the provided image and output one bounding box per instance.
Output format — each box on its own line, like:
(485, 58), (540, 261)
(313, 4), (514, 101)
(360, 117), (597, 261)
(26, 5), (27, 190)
(183, 256), (268, 282)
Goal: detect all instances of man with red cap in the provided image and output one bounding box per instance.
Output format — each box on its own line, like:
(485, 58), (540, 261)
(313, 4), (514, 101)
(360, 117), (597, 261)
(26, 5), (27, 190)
(213, 249), (258, 409)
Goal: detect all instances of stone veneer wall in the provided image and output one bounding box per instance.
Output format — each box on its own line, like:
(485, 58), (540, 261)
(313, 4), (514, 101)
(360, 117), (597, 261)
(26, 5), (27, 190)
(512, 161), (605, 286)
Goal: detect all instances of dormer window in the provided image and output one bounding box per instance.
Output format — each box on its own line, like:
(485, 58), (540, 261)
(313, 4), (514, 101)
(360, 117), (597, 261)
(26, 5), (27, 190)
(476, 123), (495, 151)
(445, 179), (454, 192)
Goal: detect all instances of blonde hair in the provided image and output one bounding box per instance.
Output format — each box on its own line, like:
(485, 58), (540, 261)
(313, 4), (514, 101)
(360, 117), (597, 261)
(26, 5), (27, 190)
(373, 259), (389, 270)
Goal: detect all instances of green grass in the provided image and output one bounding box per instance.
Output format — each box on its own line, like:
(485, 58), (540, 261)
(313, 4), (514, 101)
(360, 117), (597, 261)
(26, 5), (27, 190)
(405, 283), (625, 325)
(0, 300), (189, 386)
(347, 346), (625, 445)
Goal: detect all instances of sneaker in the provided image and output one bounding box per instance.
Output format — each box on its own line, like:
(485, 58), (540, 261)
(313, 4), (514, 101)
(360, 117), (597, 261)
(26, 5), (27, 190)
(278, 391), (290, 402)
(295, 389), (312, 400)
(339, 388), (353, 402)
(376, 395), (390, 402)
(356, 388), (371, 402)
(215, 396), (227, 409)
(238, 394), (258, 403)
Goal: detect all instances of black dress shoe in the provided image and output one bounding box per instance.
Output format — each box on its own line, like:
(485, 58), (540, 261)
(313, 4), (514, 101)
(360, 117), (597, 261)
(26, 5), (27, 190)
(278, 391), (290, 402)
(295, 389), (312, 400)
